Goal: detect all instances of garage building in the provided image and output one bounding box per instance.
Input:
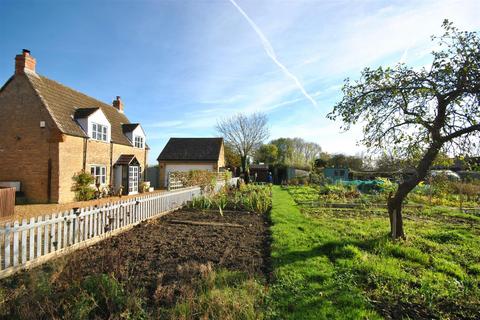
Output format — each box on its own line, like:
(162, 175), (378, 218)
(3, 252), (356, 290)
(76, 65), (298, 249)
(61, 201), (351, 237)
(157, 137), (225, 188)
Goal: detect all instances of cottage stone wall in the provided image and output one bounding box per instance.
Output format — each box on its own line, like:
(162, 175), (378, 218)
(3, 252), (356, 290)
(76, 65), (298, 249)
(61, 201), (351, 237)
(57, 135), (84, 203)
(0, 75), (60, 203)
(57, 135), (148, 203)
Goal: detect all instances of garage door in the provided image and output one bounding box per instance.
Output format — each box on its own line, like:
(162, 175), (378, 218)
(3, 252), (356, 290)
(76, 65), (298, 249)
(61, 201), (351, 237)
(165, 163), (214, 185)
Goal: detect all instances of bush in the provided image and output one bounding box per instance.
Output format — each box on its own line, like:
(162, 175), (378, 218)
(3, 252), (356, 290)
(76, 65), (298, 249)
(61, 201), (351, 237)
(72, 171), (96, 201)
(453, 182), (480, 201)
(428, 173), (456, 197)
(170, 170), (218, 191)
(309, 172), (325, 185)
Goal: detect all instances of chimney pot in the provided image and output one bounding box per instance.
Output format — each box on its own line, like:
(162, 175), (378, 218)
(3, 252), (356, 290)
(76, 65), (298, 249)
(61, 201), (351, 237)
(113, 96), (124, 113)
(15, 49), (36, 75)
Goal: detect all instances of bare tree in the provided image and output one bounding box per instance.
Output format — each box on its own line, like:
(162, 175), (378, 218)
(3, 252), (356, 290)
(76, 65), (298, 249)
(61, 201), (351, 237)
(216, 113), (269, 182)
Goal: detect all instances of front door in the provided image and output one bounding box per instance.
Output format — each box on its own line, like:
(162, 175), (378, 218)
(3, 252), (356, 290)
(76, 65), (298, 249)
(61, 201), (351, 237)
(128, 165), (139, 194)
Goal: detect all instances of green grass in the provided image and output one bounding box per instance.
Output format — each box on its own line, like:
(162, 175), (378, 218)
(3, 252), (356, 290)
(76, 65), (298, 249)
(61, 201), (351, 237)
(267, 187), (382, 319)
(267, 186), (480, 319)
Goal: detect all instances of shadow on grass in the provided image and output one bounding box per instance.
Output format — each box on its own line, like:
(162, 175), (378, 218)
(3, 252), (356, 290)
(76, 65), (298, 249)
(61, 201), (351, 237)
(273, 234), (389, 268)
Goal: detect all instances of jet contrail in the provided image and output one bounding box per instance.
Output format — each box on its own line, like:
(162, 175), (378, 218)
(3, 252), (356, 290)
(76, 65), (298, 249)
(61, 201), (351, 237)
(228, 0), (318, 108)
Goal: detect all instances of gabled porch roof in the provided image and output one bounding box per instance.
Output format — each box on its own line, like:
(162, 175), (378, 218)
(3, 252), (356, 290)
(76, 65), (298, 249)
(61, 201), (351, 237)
(114, 154), (140, 166)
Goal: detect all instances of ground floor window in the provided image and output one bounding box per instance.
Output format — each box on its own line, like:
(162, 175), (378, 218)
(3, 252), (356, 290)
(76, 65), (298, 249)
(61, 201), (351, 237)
(129, 166), (139, 193)
(90, 165), (107, 185)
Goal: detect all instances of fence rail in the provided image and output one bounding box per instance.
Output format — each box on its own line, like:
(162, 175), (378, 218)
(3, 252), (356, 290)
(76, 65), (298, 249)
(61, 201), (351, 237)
(0, 187), (202, 279)
(0, 187), (15, 218)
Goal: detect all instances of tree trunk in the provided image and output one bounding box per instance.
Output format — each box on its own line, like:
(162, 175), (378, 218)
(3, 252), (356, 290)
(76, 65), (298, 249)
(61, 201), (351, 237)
(388, 193), (406, 239)
(387, 142), (443, 239)
(241, 155), (250, 183)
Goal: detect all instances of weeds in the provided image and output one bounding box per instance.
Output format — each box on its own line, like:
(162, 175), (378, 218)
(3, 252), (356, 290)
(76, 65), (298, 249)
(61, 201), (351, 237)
(188, 184), (272, 214)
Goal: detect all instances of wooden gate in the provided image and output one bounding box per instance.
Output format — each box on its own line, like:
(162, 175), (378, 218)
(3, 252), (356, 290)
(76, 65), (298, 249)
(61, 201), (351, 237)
(0, 187), (15, 218)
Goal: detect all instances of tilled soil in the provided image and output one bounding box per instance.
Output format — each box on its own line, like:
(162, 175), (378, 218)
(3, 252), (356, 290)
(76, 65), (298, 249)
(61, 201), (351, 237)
(58, 209), (270, 305)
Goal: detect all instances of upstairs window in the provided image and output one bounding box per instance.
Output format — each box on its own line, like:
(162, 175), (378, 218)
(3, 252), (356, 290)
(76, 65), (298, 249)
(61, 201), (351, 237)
(92, 123), (108, 142)
(134, 136), (144, 148)
(90, 165), (106, 185)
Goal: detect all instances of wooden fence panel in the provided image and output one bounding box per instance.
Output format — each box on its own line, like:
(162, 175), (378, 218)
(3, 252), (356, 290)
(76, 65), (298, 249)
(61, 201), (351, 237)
(0, 187), (15, 218)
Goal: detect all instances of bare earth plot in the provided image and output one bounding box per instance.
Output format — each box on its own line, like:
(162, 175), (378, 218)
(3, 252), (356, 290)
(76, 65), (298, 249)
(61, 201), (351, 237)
(0, 209), (270, 318)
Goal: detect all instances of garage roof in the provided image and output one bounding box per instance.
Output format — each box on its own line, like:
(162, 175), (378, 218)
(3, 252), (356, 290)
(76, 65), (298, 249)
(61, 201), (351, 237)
(157, 138), (223, 162)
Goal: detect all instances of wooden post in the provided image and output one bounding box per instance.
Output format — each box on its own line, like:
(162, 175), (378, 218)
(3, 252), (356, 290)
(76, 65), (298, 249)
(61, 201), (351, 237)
(5, 223), (11, 268)
(12, 221), (19, 267)
(29, 217), (35, 260)
(21, 219), (27, 263)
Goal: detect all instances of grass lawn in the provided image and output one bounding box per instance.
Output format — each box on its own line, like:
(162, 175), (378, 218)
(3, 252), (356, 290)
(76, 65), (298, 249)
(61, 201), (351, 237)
(267, 186), (480, 319)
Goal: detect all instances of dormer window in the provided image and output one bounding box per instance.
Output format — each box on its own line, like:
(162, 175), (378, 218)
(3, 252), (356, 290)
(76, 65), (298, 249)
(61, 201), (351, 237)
(75, 108), (111, 143)
(92, 123), (108, 142)
(134, 136), (144, 148)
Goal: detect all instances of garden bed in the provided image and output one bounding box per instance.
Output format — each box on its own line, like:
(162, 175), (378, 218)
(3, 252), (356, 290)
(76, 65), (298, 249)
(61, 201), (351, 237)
(66, 209), (270, 280)
(0, 209), (271, 318)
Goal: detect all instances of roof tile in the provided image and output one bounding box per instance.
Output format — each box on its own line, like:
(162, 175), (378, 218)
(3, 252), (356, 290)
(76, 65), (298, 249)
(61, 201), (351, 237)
(157, 138), (223, 161)
(26, 73), (134, 146)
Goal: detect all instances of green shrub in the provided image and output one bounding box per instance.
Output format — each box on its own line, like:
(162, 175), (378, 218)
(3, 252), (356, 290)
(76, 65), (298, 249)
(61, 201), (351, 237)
(72, 171), (96, 201)
(170, 170), (218, 191)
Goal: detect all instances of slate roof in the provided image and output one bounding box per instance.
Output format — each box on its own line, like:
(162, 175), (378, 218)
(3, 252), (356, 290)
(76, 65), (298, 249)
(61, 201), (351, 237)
(25, 73), (133, 146)
(157, 138), (223, 161)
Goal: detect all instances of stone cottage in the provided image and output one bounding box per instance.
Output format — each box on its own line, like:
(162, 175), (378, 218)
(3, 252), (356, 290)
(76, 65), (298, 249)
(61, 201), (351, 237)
(0, 50), (148, 203)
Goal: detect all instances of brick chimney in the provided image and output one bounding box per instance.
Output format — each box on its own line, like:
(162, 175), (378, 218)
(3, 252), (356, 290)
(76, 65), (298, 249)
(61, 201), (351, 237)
(15, 49), (36, 75)
(112, 96), (124, 113)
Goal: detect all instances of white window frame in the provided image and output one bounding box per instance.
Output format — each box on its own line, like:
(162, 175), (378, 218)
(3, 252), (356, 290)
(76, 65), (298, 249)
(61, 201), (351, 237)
(91, 122), (108, 142)
(90, 165), (107, 185)
(134, 135), (144, 148)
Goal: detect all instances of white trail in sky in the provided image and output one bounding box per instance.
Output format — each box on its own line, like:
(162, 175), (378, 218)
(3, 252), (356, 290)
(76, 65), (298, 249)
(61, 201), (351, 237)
(228, 0), (318, 108)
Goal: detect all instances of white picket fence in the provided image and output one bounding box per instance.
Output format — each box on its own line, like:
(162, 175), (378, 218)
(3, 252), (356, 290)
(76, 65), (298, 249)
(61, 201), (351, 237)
(0, 187), (202, 279)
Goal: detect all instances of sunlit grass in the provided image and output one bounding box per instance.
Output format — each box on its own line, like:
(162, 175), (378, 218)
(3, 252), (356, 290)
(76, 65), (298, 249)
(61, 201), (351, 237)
(267, 186), (480, 319)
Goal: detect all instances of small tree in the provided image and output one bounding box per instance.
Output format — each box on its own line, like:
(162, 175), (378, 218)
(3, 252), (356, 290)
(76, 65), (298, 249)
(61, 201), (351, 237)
(329, 21), (480, 239)
(224, 143), (242, 168)
(72, 171), (96, 201)
(255, 144), (279, 164)
(216, 113), (269, 182)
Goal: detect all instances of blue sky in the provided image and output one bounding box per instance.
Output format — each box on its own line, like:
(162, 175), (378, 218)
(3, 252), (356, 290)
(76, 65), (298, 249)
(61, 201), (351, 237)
(1, 0), (479, 164)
